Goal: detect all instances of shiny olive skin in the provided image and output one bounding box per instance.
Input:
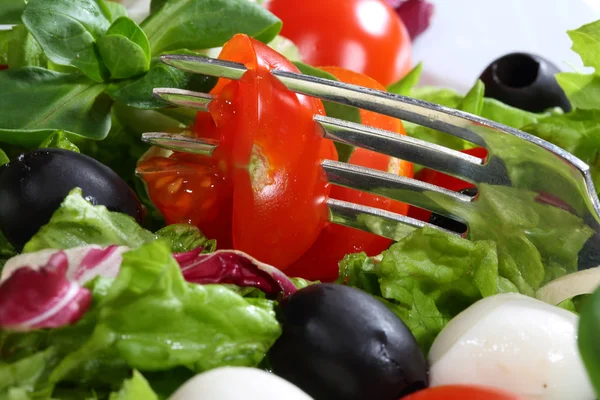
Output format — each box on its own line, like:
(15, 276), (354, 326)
(267, 283), (428, 400)
(428, 187), (477, 234)
(0, 148), (143, 250)
(479, 52), (571, 113)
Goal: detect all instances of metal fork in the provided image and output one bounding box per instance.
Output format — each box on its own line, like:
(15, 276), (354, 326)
(141, 54), (600, 272)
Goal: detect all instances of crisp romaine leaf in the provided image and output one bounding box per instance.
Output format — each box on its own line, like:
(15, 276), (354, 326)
(5, 25), (48, 69)
(39, 130), (80, 153)
(50, 241), (281, 380)
(141, 0), (282, 54)
(457, 79), (484, 115)
(106, 55), (216, 109)
(339, 227), (500, 352)
(480, 97), (545, 128)
(0, 147), (8, 165)
(97, 17), (151, 80)
(154, 224), (213, 253)
(0, 0), (26, 24)
(556, 72), (600, 110)
(175, 248), (298, 297)
(387, 62), (423, 96)
(22, 0), (111, 82)
(109, 371), (158, 400)
(0, 252), (92, 331)
(521, 109), (600, 191)
(567, 20), (600, 71)
(579, 285), (600, 396)
(0, 68), (111, 147)
(0, 347), (56, 397)
(293, 61), (361, 162)
(23, 188), (155, 253)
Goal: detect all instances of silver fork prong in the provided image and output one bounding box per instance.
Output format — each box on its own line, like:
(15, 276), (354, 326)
(160, 54), (247, 80)
(317, 115), (487, 183)
(323, 160), (472, 219)
(141, 132), (218, 155)
(153, 88), (214, 111)
(327, 198), (460, 240)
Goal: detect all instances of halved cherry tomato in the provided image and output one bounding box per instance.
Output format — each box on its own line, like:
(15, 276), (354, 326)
(285, 67), (413, 282)
(408, 147), (487, 223)
(402, 385), (523, 400)
(138, 34), (337, 269)
(266, 0), (413, 86)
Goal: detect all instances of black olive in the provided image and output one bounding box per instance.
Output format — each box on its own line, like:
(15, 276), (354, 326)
(479, 52), (571, 113)
(428, 187), (476, 234)
(267, 283), (428, 400)
(0, 148), (143, 250)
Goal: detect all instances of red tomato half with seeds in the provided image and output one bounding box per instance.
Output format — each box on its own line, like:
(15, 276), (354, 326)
(138, 34), (337, 269)
(285, 66), (413, 282)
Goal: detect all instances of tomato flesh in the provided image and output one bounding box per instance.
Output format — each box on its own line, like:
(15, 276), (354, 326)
(285, 67), (413, 282)
(138, 34), (335, 269)
(402, 385), (523, 400)
(266, 0), (413, 86)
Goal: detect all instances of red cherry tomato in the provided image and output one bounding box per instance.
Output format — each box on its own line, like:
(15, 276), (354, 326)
(266, 0), (413, 86)
(138, 34), (336, 269)
(402, 385), (523, 400)
(408, 147), (487, 223)
(0, 65), (8, 71)
(285, 67), (413, 282)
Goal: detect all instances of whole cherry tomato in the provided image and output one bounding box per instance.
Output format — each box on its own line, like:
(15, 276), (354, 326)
(266, 0), (413, 86)
(285, 66), (413, 282)
(138, 34), (337, 269)
(402, 385), (523, 400)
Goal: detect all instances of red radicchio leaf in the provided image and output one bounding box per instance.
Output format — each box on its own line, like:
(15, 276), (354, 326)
(0, 245), (128, 331)
(174, 249), (298, 298)
(386, 0), (434, 40)
(0, 252), (92, 331)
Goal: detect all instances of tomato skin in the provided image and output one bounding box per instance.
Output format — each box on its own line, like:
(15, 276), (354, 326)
(408, 147), (487, 223)
(402, 385), (523, 400)
(266, 0), (412, 86)
(140, 35), (334, 269)
(285, 67), (413, 282)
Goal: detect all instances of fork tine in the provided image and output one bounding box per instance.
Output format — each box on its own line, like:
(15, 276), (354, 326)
(160, 54), (246, 80)
(327, 198), (460, 240)
(323, 160), (473, 219)
(141, 132), (218, 155)
(153, 88), (214, 110)
(317, 115), (486, 183)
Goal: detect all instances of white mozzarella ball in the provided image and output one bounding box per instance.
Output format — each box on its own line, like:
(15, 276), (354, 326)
(428, 293), (595, 400)
(168, 366), (314, 400)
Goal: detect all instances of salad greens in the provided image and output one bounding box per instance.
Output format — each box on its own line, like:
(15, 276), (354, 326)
(3, 1), (600, 398)
(0, 241), (280, 398)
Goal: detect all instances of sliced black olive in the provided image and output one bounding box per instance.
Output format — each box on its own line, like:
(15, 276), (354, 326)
(0, 148), (143, 250)
(479, 52), (571, 113)
(267, 283), (428, 400)
(428, 187), (476, 234)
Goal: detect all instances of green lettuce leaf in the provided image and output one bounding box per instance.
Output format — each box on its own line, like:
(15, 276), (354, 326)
(108, 371), (158, 400)
(579, 285), (600, 396)
(155, 224), (215, 253)
(387, 62), (422, 96)
(339, 227), (501, 352)
(0, 147), (8, 166)
(38, 130), (80, 153)
(522, 109), (600, 192)
(50, 241), (280, 382)
(23, 188), (155, 253)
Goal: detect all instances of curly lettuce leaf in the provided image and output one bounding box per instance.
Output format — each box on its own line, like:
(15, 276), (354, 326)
(50, 241), (280, 381)
(154, 224), (214, 253)
(23, 188), (155, 253)
(108, 371), (158, 400)
(339, 227), (502, 352)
